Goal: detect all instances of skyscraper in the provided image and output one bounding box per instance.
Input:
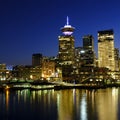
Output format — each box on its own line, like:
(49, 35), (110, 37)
(83, 35), (94, 50)
(32, 53), (42, 66)
(98, 29), (115, 71)
(58, 17), (75, 65)
(74, 47), (83, 68)
(82, 35), (95, 67)
(114, 48), (119, 71)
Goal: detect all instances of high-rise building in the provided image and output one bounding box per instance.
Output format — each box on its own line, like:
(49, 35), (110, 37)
(58, 17), (75, 65)
(98, 29), (115, 71)
(82, 35), (95, 67)
(114, 48), (119, 71)
(75, 47), (83, 68)
(83, 35), (94, 50)
(74, 35), (95, 68)
(32, 53), (42, 66)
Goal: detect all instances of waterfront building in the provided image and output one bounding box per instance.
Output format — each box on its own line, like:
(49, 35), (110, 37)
(98, 29), (115, 71)
(32, 53), (42, 66)
(78, 67), (109, 83)
(13, 65), (31, 80)
(13, 65), (42, 80)
(30, 66), (42, 80)
(42, 58), (56, 80)
(0, 64), (9, 80)
(0, 64), (6, 70)
(0, 64), (12, 80)
(58, 17), (75, 81)
(48, 56), (63, 81)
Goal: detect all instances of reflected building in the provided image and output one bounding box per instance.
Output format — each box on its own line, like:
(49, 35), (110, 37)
(96, 88), (118, 120)
(57, 90), (80, 120)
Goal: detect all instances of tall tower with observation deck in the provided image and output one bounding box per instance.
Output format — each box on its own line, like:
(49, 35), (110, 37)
(58, 17), (75, 66)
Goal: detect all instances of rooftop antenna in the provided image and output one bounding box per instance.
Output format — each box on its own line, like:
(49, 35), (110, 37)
(67, 16), (69, 25)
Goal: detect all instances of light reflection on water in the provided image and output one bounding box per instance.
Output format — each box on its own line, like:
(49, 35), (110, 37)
(0, 88), (120, 120)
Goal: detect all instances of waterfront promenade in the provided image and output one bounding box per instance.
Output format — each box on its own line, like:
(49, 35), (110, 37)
(0, 79), (120, 91)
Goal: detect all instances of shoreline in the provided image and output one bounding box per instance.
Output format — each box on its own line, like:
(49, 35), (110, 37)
(0, 82), (120, 91)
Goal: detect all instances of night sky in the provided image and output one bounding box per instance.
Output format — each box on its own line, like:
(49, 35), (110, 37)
(0, 0), (120, 65)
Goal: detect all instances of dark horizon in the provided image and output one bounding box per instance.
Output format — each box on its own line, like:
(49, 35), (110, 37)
(0, 0), (120, 65)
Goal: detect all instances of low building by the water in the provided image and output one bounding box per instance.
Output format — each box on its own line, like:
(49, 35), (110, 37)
(42, 57), (62, 81)
(12, 65), (42, 80)
(0, 64), (11, 81)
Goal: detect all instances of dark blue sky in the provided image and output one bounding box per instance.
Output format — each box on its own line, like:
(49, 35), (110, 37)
(0, 0), (120, 65)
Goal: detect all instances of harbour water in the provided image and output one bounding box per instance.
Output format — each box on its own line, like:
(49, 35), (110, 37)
(0, 88), (120, 120)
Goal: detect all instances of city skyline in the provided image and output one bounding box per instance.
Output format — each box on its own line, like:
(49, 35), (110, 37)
(0, 0), (120, 65)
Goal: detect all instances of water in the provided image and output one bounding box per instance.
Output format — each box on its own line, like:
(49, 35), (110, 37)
(0, 88), (120, 120)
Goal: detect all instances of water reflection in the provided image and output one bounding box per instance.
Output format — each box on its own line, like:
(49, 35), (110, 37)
(5, 90), (9, 111)
(0, 88), (120, 120)
(80, 93), (87, 120)
(56, 88), (120, 120)
(96, 88), (118, 120)
(57, 90), (75, 120)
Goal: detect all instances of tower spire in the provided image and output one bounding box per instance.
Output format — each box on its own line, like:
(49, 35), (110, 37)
(67, 16), (69, 25)
(61, 17), (75, 35)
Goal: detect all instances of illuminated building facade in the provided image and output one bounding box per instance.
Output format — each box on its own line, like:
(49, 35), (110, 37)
(58, 17), (75, 81)
(0, 64), (7, 80)
(32, 53), (42, 66)
(42, 58), (55, 80)
(58, 17), (75, 65)
(98, 29), (115, 71)
(75, 35), (95, 68)
(13, 65), (42, 80)
(0, 64), (12, 80)
(114, 48), (119, 71)
(75, 47), (83, 68)
(30, 66), (42, 80)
